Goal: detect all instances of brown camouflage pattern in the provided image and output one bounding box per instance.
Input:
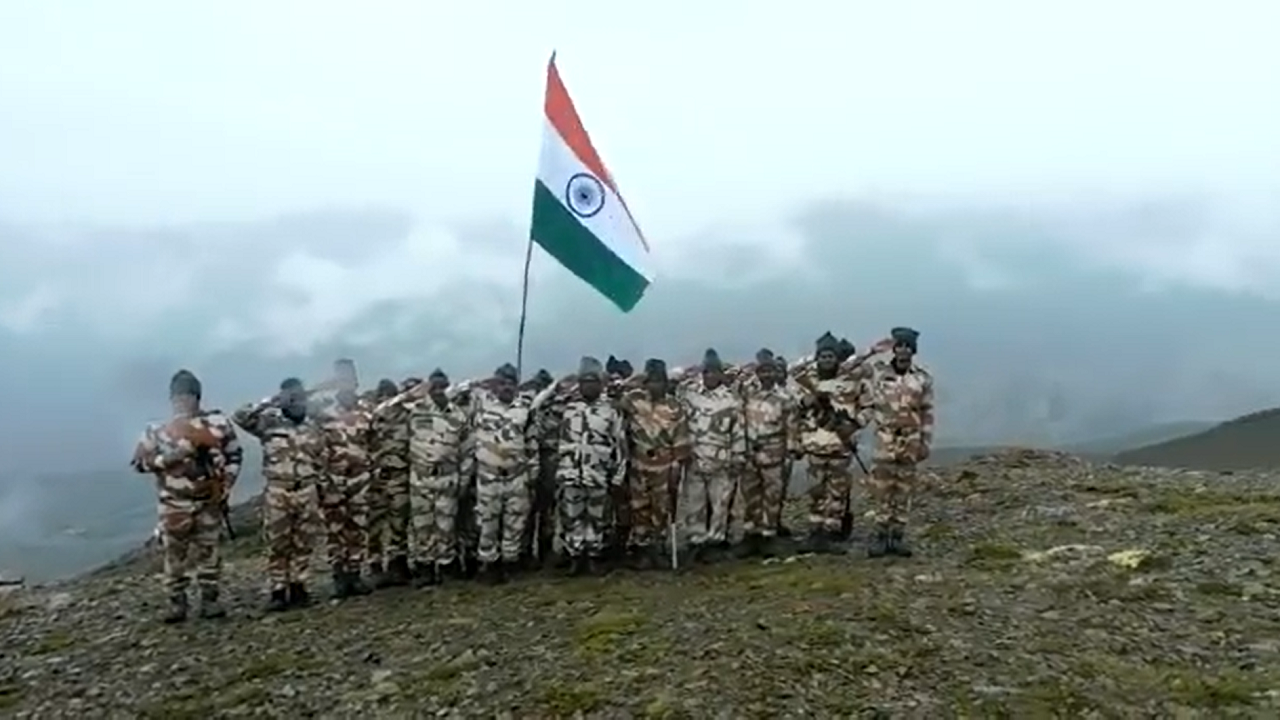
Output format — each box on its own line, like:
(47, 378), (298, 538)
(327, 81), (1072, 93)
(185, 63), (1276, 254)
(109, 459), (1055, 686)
(865, 358), (935, 529)
(131, 410), (243, 594)
(232, 396), (328, 591)
(677, 378), (745, 546)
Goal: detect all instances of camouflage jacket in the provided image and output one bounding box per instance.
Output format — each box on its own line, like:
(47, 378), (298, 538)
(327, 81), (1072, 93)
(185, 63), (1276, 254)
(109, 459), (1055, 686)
(790, 363), (871, 458)
(468, 393), (536, 473)
(866, 359), (935, 463)
(131, 409), (243, 508)
(555, 394), (628, 487)
(370, 394), (413, 473)
(232, 396), (328, 489)
(319, 406), (377, 477)
(678, 378), (746, 466)
(619, 392), (690, 471)
(740, 383), (797, 466)
(406, 395), (471, 474)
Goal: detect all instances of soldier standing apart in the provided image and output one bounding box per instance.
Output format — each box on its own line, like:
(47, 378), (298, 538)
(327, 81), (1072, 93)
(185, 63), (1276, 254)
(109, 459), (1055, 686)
(678, 349), (746, 563)
(792, 332), (869, 554)
(403, 369), (472, 586)
(470, 363), (536, 584)
(232, 378), (327, 612)
(738, 349), (797, 558)
(314, 389), (376, 598)
(619, 359), (689, 570)
(555, 357), (628, 576)
(865, 327), (935, 558)
(131, 370), (242, 623)
(368, 378), (413, 588)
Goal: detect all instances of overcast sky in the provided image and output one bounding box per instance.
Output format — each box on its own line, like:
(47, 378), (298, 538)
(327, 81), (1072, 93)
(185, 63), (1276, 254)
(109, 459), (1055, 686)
(0, 0), (1277, 375)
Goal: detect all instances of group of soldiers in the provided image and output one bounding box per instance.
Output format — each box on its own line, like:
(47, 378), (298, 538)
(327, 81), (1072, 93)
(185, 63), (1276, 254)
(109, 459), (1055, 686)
(131, 327), (935, 624)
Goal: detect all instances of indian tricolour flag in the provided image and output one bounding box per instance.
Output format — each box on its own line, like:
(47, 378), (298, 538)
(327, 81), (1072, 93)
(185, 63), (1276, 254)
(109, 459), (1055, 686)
(531, 53), (653, 312)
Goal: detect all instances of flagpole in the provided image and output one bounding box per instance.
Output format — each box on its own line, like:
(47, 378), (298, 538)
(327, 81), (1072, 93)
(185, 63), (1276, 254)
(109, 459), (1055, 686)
(515, 235), (535, 380)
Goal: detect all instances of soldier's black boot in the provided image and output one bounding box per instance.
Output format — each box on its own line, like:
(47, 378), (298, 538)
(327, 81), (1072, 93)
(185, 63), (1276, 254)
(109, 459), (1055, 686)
(888, 527), (914, 558)
(198, 586), (227, 619)
(776, 523), (793, 538)
(266, 588), (290, 613)
(412, 563), (437, 588)
(738, 533), (764, 559)
(759, 534), (780, 559)
(332, 569), (352, 599)
(461, 554), (479, 580)
(479, 562), (502, 585)
(368, 561), (388, 589)
(568, 555), (588, 577)
(347, 570), (372, 596)
(801, 530), (830, 555)
(287, 583), (311, 608)
(867, 528), (889, 558)
(162, 591), (188, 624)
(385, 555), (411, 587)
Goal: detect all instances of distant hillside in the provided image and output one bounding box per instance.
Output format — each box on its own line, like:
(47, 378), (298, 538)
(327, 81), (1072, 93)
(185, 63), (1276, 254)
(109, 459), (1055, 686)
(1061, 421), (1219, 456)
(1115, 408), (1280, 471)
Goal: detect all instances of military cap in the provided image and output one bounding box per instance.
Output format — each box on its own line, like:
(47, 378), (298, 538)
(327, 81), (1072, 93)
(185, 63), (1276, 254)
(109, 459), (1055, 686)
(428, 368), (447, 381)
(579, 356), (604, 378)
(494, 363), (519, 381)
(755, 348), (775, 364)
(615, 359), (634, 377)
(376, 378), (399, 397)
(605, 355), (620, 375)
(891, 326), (920, 351)
(815, 331), (840, 352)
(533, 368), (553, 385)
(169, 369), (202, 399)
(643, 358), (667, 378)
(702, 348), (723, 370)
(836, 338), (856, 361)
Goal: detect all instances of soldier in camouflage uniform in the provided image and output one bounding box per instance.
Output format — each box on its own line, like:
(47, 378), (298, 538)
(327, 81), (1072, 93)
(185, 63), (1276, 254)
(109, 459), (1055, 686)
(792, 332), (874, 554)
(368, 378), (413, 588)
(738, 349), (797, 558)
(232, 378), (327, 612)
(469, 363), (536, 584)
(402, 369), (471, 586)
(131, 370), (243, 623)
(619, 358), (689, 569)
(678, 349), (746, 563)
(555, 356), (628, 576)
(316, 389), (376, 598)
(864, 327), (935, 558)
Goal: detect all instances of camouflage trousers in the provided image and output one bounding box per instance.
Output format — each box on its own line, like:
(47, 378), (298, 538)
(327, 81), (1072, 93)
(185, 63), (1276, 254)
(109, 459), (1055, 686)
(628, 464), (676, 547)
(367, 466), (410, 567)
(806, 455), (852, 532)
(318, 472), (370, 572)
(558, 482), (610, 557)
(779, 459), (794, 526)
(263, 483), (318, 592)
(475, 466), (529, 564)
(522, 456), (557, 559)
(867, 459), (918, 529)
(158, 501), (222, 594)
(409, 464), (459, 567)
(680, 462), (737, 545)
(741, 458), (786, 537)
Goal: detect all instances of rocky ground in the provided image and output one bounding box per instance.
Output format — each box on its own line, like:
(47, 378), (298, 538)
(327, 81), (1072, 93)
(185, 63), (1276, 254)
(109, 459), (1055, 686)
(4, 448), (1280, 717)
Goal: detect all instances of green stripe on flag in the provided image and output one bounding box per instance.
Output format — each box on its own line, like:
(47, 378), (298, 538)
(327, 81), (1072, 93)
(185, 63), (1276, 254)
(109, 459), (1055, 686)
(530, 180), (649, 312)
